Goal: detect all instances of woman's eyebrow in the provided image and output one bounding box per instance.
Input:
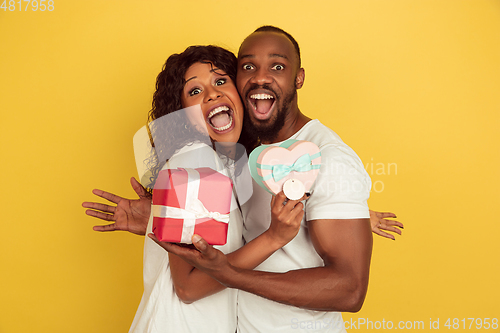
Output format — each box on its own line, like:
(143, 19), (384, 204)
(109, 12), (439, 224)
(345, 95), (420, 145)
(184, 76), (197, 85)
(210, 68), (228, 75)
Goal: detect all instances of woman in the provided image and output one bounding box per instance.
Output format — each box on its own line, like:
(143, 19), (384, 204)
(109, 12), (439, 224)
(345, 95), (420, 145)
(103, 45), (304, 332)
(83, 45), (403, 332)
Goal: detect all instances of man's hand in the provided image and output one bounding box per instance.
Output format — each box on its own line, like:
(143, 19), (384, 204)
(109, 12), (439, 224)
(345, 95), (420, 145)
(369, 210), (403, 240)
(149, 233), (231, 278)
(82, 177), (151, 236)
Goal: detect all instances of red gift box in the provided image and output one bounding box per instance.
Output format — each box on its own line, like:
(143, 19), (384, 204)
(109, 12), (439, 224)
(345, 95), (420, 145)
(152, 167), (233, 245)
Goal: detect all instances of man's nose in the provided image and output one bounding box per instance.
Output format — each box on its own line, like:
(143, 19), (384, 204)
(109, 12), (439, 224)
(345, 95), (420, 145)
(250, 67), (272, 85)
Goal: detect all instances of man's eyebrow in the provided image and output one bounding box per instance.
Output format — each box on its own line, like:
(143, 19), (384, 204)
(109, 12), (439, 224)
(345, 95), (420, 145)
(238, 54), (254, 60)
(238, 53), (288, 61)
(269, 53), (288, 60)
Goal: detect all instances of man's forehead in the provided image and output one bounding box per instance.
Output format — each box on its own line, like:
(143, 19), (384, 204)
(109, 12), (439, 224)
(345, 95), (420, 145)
(238, 32), (296, 61)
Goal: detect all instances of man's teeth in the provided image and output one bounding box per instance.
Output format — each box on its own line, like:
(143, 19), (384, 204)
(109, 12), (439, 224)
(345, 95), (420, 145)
(208, 105), (230, 118)
(250, 94), (274, 100)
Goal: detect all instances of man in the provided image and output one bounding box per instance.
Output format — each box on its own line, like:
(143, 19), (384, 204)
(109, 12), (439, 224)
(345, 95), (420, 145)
(153, 26), (373, 332)
(83, 26), (402, 332)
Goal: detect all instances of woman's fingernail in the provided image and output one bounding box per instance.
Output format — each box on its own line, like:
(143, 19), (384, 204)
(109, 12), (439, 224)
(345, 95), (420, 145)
(192, 234), (202, 243)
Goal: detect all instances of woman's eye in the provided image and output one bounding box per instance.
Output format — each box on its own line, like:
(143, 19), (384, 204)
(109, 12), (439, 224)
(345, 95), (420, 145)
(243, 64), (254, 71)
(215, 78), (226, 86)
(272, 64), (284, 71)
(189, 88), (201, 96)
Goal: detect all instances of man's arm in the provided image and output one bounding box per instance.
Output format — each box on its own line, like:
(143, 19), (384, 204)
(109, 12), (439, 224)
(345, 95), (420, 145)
(164, 191), (305, 303)
(152, 217), (372, 312)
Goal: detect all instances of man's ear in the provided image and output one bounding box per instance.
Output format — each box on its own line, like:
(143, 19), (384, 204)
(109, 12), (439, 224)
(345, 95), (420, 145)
(295, 68), (305, 89)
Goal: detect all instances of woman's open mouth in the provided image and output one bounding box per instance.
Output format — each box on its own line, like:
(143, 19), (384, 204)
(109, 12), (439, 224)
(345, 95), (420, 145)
(207, 105), (234, 132)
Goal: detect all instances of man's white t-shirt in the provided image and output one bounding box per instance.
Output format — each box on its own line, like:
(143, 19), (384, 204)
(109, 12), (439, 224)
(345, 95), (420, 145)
(129, 142), (244, 333)
(238, 119), (371, 333)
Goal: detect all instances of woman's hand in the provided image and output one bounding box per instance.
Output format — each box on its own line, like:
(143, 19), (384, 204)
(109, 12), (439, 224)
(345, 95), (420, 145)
(369, 210), (403, 240)
(82, 177), (152, 236)
(265, 191), (307, 247)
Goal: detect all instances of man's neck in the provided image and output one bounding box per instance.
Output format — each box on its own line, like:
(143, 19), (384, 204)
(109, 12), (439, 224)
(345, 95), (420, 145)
(261, 106), (311, 144)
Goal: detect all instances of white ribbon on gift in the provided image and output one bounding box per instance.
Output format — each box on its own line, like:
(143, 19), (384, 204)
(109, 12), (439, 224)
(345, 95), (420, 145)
(152, 168), (229, 243)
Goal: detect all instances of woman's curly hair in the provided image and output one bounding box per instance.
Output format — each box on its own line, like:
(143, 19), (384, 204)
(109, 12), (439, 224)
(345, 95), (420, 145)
(145, 45), (257, 191)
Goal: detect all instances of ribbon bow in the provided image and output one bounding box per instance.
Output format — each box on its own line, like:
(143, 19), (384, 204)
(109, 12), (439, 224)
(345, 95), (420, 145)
(152, 198), (230, 223)
(190, 198), (229, 222)
(270, 153), (314, 182)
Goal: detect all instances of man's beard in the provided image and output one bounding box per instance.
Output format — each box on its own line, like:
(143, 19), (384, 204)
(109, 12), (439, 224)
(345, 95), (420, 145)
(246, 87), (297, 143)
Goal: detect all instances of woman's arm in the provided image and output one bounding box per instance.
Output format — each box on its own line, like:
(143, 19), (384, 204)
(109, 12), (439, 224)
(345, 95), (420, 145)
(168, 191), (305, 303)
(369, 210), (403, 240)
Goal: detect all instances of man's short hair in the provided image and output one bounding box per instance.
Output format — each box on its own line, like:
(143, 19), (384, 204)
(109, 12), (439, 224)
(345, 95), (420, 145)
(253, 25), (301, 68)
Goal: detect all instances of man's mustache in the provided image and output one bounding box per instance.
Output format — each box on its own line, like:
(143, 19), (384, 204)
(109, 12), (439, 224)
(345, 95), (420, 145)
(244, 84), (278, 98)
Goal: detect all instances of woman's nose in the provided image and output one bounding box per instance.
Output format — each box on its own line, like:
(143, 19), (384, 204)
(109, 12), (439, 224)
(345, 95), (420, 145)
(204, 86), (223, 102)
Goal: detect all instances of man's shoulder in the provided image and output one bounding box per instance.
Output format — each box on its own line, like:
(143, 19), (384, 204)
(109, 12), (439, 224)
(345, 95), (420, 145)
(294, 119), (343, 146)
(300, 120), (371, 221)
(295, 120), (361, 162)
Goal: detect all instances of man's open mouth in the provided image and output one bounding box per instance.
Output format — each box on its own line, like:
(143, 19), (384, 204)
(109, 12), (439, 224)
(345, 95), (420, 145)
(207, 105), (234, 132)
(249, 92), (276, 118)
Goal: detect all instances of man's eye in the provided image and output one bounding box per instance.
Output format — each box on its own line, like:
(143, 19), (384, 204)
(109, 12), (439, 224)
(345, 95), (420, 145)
(189, 88), (201, 96)
(243, 64), (254, 71)
(215, 78), (226, 86)
(272, 64), (285, 71)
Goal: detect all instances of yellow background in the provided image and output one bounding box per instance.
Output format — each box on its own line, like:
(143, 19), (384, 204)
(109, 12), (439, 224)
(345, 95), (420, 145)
(1, 0), (499, 332)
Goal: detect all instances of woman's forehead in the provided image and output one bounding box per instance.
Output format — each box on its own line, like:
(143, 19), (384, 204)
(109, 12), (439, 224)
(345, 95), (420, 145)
(185, 62), (228, 82)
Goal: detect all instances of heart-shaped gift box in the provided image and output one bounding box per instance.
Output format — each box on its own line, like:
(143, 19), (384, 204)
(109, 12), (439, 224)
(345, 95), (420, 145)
(248, 139), (321, 197)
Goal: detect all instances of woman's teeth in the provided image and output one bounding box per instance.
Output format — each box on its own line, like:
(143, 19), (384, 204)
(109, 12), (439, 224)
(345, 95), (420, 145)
(213, 116), (233, 131)
(208, 105), (233, 131)
(208, 105), (230, 118)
